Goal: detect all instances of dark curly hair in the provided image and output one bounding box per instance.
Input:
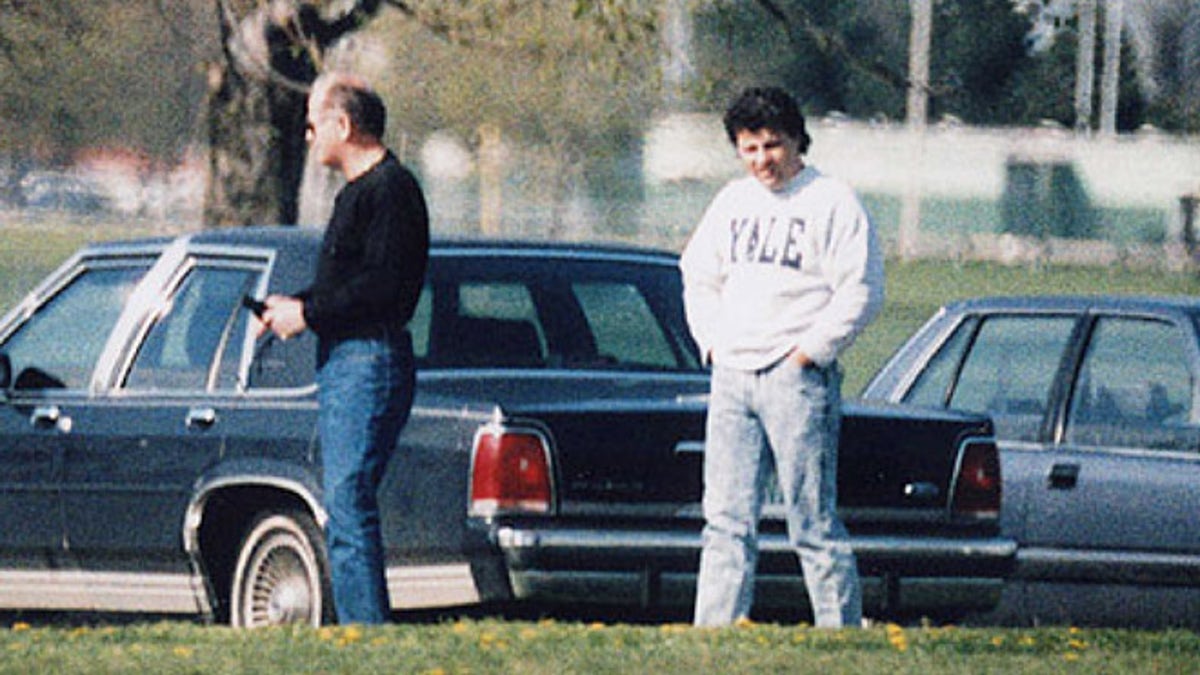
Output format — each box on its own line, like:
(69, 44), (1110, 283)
(722, 87), (811, 154)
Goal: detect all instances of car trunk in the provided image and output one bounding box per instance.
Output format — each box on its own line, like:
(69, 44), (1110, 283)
(430, 373), (991, 532)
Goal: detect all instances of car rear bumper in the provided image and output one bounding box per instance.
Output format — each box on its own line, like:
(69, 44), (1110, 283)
(492, 525), (1016, 617)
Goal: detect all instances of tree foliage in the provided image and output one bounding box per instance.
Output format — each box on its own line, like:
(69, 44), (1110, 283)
(0, 1), (212, 165)
(2, 0), (1197, 227)
(685, 0), (1190, 133)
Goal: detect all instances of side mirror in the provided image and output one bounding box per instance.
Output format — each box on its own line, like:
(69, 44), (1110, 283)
(0, 353), (10, 392)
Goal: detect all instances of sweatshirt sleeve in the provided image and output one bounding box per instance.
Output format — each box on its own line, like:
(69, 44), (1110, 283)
(792, 199), (885, 367)
(679, 200), (727, 365)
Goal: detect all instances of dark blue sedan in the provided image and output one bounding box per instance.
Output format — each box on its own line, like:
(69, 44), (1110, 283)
(0, 227), (1010, 626)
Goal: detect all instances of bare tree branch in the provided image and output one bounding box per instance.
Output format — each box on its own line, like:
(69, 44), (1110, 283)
(753, 0), (938, 96)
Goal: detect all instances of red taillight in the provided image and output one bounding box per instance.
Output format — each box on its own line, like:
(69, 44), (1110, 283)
(951, 439), (1001, 518)
(469, 426), (553, 517)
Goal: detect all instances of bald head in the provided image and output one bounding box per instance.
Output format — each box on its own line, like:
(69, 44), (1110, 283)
(310, 72), (387, 142)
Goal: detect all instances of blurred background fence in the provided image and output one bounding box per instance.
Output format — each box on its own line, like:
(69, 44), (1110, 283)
(2, 114), (1198, 272)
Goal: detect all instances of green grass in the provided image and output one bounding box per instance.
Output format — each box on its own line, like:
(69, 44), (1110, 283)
(1, 617), (1199, 674)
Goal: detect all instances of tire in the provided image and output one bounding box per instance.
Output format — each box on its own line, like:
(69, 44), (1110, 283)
(229, 510), (333, 628)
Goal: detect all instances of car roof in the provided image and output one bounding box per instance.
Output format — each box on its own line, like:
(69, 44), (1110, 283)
(945, 294), (1200, 315)
(83, 226), (679, 264)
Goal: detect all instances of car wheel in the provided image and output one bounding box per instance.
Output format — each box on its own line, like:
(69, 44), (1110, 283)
(230, 510), (333, 628)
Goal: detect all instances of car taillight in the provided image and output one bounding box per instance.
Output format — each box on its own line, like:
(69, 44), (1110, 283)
(469, 425), (553, 517)
(951, 438), (1001, 518)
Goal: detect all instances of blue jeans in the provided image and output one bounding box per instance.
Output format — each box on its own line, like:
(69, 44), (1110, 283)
(694, 358), (862, 628)
(317, 333), (414, 624)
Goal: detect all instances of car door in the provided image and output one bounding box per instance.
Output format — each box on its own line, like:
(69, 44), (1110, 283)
(58, 255), (265, 591)
(1016, 313), (1200, 625)
(0, 257), (153, 594)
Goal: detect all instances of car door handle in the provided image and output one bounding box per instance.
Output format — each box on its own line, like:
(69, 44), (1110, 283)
(1047, 463), (1080, 490)
(30, 405), (67, 431)
(186, 407), (218, 430)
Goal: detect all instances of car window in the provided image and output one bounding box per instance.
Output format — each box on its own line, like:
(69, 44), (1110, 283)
(946, 315), (1077, 441)
(1066, 317), (1197, 451)
(441, 282), (547, 367)
(419, 255), (701, 372)
(1, 263), (151, 390)
(409, 286), (432, 359)
(573, 282), (677, 369)
(903, 316), (979, 408)
(124, 265), (261, 391)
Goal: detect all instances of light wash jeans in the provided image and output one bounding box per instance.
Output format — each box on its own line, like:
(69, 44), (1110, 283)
(317, 333), (414, 624)
(693, 358), (862, 628)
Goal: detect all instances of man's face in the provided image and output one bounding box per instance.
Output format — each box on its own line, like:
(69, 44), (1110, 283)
(305, 89), (344, 169)
(734, 127), (804, 192)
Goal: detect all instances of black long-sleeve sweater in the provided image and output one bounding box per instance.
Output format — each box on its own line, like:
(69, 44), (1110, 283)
(300, 152), (429, 342)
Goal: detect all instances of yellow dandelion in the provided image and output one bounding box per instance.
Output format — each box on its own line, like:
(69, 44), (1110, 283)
(734, 616), (755, 628)
(1064, 652), (1081, 662)
(1068, 626), (1082, 634)
(1068, 639), (1088, 650)
(173, 646), (194, 658)
(660, 623), (689, 635)
(370, 636), (389, 646)
(318, 626), (336, 641)
(991, 636), (1006, 647)
(793, 632), (807, 644)
(587, 622), (605, 631)
(452, 621), (470, 634)
(425, 669), (447, 675)
(11, 622), (30, 632)
(1019, 635), (1036, 647)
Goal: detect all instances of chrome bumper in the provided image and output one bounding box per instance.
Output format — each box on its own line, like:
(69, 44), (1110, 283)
(494, 526), (1016, 616)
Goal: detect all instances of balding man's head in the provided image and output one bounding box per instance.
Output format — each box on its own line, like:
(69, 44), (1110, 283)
(310, 72), (387, 141)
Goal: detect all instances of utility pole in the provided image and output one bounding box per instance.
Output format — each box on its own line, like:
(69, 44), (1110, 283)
(900, 0), (932, 260)
(906, 0), (931, 133)
(1074, 0), (1097, 136)
(1099, 0), (1124, 136)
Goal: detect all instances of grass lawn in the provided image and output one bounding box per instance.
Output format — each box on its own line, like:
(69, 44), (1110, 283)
(2, 617), (1199, 674)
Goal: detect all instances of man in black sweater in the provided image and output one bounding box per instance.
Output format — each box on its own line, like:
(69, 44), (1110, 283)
(262, 71), (429, 624)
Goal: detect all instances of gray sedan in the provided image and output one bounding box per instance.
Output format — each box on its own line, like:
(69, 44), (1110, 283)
(862, 295), (1200, 627)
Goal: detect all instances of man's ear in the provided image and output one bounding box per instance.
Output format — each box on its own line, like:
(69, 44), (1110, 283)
(335, 112), (352, 142)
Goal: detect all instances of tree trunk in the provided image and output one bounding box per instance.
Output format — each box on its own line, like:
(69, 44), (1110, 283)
(1075, 0), (1097, 136)
(203, 1), (386, 228)
(1099, 0), (1124, 137)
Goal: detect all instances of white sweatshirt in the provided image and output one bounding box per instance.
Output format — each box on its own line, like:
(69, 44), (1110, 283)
(679, 165), (884, 371)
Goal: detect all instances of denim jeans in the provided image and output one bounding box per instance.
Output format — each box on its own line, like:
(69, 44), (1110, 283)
(694, 358), (862, 628)
(317, 333), (414, 624)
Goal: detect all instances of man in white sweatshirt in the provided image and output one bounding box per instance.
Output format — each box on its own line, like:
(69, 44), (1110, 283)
(680, 87), (884, 628)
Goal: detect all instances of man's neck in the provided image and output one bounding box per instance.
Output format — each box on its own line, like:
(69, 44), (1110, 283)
(341, 145), (388, 182)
